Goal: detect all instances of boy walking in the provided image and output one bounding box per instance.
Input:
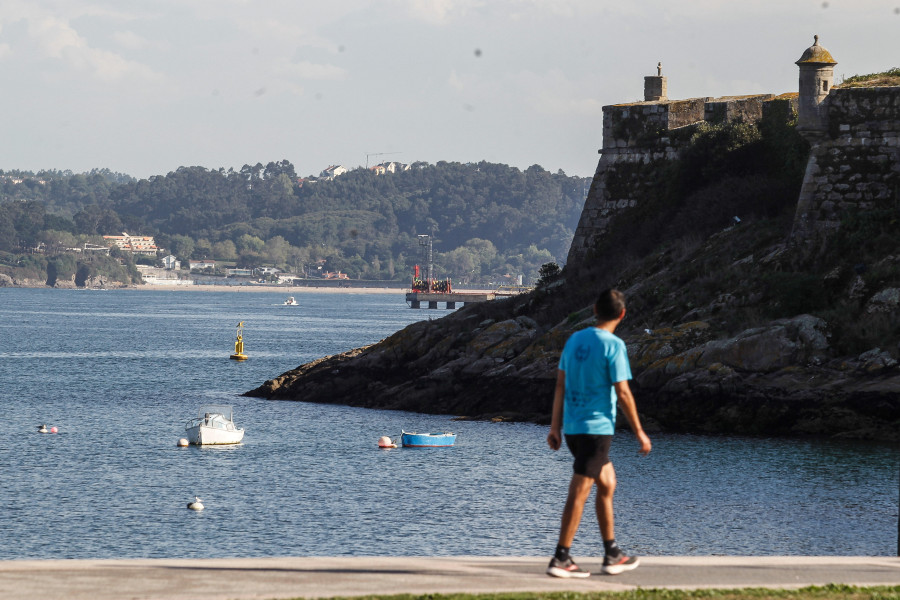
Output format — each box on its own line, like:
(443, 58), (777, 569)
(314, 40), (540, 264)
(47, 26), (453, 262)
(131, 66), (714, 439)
(546, 289), (652, 578)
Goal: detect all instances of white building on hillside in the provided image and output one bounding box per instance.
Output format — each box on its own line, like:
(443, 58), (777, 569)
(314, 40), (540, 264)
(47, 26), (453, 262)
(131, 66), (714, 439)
(162, 255), (180, 270)
(320, 165), (348, 179)
(189, 259), (216, 271)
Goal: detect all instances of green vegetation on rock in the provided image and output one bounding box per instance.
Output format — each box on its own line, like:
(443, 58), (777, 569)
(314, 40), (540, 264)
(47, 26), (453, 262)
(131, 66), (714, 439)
(839, 67), (900, 88)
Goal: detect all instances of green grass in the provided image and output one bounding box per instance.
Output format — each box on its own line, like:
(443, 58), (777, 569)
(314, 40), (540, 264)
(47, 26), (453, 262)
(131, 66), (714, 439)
(294, 586), (900, 600)
(838, 68), (900, 88)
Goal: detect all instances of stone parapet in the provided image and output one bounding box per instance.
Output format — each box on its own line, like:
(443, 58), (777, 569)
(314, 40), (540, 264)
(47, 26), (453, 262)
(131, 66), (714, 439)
(705, 94), (775, 124)
(827, 86), (900, 136)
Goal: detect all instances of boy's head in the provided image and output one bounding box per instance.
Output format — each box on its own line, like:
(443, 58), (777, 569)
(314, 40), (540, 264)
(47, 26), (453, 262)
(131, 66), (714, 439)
(594, 289), (626, 322)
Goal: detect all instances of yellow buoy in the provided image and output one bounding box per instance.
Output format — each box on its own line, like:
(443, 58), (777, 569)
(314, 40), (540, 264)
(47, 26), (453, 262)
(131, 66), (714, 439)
(230, 321), (248, 361)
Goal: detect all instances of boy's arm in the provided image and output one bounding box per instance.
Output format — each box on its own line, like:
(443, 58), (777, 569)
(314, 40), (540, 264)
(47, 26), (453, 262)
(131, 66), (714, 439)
(547, 369), (565, 451)
(614, 379), (651, 455)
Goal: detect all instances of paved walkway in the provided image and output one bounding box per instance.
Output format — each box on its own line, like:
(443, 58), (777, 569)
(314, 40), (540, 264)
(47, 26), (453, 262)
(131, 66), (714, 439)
(1, 556), (899, 600)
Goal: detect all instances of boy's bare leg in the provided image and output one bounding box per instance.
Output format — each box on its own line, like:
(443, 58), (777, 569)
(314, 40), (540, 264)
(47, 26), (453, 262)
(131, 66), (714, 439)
(558, 474), (595, 546)
(596, 461), (617, 541)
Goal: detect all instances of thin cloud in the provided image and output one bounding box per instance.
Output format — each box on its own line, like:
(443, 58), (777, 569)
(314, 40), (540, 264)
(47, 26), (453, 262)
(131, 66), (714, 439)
(23, 12), (163, 82)
(402, 0), (486, 24)
(112, 30), (151, 51)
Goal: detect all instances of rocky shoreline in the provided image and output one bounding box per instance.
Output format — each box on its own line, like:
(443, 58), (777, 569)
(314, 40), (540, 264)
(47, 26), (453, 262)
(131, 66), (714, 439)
(246, 301), (900, 443)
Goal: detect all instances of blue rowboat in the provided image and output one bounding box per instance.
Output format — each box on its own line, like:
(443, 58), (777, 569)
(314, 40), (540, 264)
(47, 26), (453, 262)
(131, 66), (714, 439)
(401, 430), (456, 447)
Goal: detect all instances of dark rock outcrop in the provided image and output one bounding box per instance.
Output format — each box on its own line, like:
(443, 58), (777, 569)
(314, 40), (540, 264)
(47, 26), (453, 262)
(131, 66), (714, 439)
(247, 304), (900, 442)
(247, 313), (558, 423)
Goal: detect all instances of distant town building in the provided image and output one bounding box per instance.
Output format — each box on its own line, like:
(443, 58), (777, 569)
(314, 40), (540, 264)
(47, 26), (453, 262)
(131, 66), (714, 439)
(162, 255), (180, 270)
(135, 264), (191, 285)
(370, 161), (409, 176)
(189, 259), (216, 271)
(0, 175), (47, 185)
(82, 243), (111, 255)
(319, 165), (348, 179)
(323, 271), (349, 280)
(103, 232), (158, 256)
(55, 242), (111, 255)
(381, 161), (409, 173)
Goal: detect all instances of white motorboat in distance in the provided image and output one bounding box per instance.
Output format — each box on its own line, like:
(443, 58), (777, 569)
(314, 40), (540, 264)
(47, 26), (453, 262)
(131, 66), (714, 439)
(185, 405), (244, 445)
(284, 296), (298, 306)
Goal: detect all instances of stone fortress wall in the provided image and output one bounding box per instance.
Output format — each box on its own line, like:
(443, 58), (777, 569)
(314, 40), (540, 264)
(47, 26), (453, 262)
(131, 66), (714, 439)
(567, 38), (900, 268)
(793, 86), (900, 238)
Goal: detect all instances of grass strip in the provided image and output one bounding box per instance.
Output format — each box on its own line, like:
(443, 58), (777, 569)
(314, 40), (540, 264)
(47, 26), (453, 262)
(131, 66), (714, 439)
(298, 586), (900, 600)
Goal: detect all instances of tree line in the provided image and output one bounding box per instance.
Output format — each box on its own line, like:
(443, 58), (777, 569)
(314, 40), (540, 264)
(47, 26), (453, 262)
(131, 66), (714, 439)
(0, 161), (588, 285)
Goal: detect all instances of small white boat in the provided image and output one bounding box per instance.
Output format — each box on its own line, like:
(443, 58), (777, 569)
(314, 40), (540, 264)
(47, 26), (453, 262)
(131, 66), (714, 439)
(284, 296), (298, 306)
(185, 405), (244, 445)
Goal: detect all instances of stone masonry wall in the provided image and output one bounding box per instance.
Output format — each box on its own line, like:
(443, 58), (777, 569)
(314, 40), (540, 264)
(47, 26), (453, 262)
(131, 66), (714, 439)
(792, 87), (900, 239)
(566, 102), (688, 265)
(705, 94), (775, 124)
(567, 94), (782, 268)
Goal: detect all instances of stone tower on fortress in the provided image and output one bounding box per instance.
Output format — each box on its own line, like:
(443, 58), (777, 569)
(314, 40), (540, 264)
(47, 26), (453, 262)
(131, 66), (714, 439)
(795, 35), (837, 134)
(566, 35), (900, 269)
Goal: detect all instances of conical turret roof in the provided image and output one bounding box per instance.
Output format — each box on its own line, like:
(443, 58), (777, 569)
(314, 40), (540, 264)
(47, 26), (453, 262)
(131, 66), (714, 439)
(796, 35), (837, 65)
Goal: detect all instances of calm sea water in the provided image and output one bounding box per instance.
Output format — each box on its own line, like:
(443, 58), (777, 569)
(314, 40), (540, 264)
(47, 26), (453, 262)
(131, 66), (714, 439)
(0, 288), (897, 559)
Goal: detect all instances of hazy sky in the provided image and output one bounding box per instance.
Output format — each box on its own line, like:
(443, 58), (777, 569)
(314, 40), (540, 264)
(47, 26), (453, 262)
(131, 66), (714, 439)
(0, 0), (897, 179)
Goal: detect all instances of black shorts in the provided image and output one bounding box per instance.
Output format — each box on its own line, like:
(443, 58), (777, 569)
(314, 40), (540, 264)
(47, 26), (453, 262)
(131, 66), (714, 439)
(565, 434), (612, 478)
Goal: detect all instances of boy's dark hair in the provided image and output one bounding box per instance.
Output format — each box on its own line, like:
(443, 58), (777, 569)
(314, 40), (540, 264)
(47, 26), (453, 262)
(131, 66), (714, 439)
(595, 289), (626, 321)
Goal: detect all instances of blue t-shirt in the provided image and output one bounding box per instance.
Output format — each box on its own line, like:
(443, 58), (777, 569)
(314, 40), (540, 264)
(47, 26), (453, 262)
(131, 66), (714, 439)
(557, 327), (632, 435)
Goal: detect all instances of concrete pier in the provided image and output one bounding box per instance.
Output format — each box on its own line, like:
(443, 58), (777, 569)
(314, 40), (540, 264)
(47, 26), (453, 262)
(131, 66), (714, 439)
(406, 291), (494, 308)
(0, 556), (898, 600)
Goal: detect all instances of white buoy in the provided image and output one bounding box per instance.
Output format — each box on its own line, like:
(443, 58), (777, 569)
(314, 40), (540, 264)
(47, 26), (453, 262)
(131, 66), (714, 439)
(177, 438), (189, 447)
(37, 424), (48, 434)
(187, 497), (204, 511)
(377, 435), (396, 448)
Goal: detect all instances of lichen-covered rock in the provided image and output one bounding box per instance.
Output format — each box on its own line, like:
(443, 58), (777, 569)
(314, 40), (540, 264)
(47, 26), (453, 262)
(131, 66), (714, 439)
(696, 314), (830, 372)
(466, 319), (532, 357)
(630, 321), (713, 370)
(866, 287), (900, 313)
(638, 315), (829, 386)
(857, 347), (898, 372)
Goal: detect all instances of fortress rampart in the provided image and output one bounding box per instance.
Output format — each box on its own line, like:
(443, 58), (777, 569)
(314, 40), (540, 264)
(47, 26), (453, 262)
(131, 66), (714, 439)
(567, 94), (795, 265)
(793, 86), (900, 238)
(566, 38), (900, 269)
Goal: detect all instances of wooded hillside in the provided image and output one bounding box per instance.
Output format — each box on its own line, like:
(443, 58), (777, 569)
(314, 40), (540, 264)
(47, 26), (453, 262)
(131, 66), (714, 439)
(0, 161), (587, 284)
